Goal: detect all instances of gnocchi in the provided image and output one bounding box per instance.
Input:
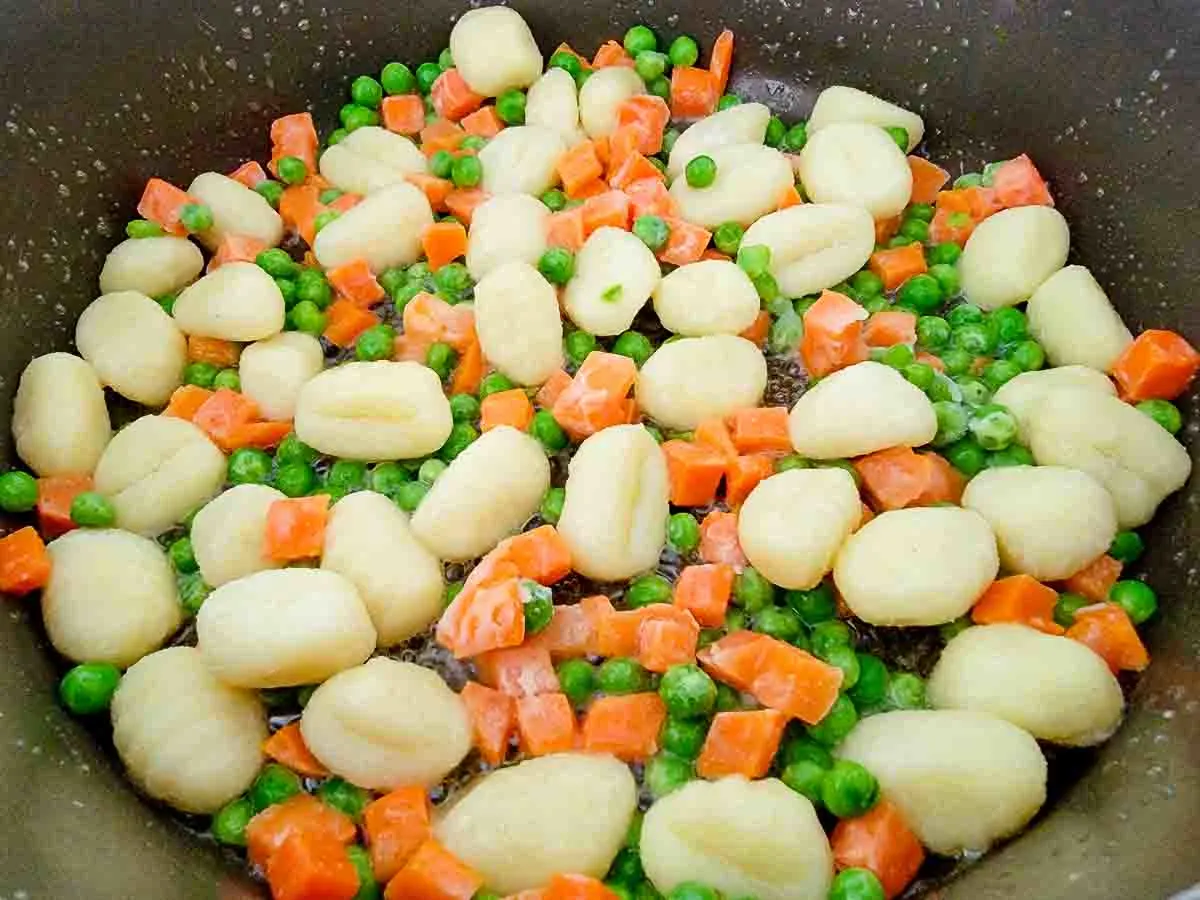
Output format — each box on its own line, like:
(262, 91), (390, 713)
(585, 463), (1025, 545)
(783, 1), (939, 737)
(640, 777), (833, 900)
(740, 204), (876, 299)
(92, 415), (226, 536)
(435, 753), (637, 894)
(737, 468), (862, 590)
(320, 491), (445, 646)
(1026, 265), (1133, 370)
(651, 260), (760, 337)
(666, 102), (771, 177)
(196, 568), (376, 688)
(479, 125), (568, 196)
(75, 291), (187, 406)
(294, 361), (453, 460)
(171, 261), (285, 341)
(111, 647), (266, 814)
(301, 658), (471, 790)
(525, 67), (586, 147)
(42, 529), (182, 668)
(411, 425), (551, 562)
(992, 365), (1116, 442)
(788, 361), (937, 459)
(318, 126), (427, 195)
(473, 262), (564, 386)
(578, 66), (645, 138)
(449, 6), (543, 97)
(562, 226), (662, 336)
(237, 331), (325, 421)
(98, 235), (204, 298)
(186, 171), (284, 250)
(961, 465), (1118, 581)
(466, 193), (550, 281)
(12, 352), (111, 477)
(669, 143), (794, 228)
(838, 710), (1048, 855)
(636, 335), (768, 431)
(834, 507), (999, 625)
(807, 85), (925, 151)
(189, 484), (285, 587)
(928, 624), (1125, 746)
(312, 181), (433, 271)
(557, 425), (669, 581)
(796, 122), (913, 219)
(958, 206), (1070, 310)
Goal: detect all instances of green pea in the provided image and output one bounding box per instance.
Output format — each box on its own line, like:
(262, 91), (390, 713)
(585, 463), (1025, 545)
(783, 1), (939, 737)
(712, 683), (740, 713)
(1053, 592), (1090, 629)
(985, 444), (1033, 469)
(249, 763), (302, 812)
(634, 50), (669, 82)
(887, 234), (918, 249)
(662, 128), (681, 155)
(849, 653), (889, 708)
(429, 150), (455, 179)
(781, 121), (808, 153)
(773, 454), (811, 474)
(607, 847), (645, 887)
(1110, 580), (1157, 624)
(763, 115), (787, 147)
(448, 393), (480, 424)
(425, 341), (458, 381)
(126, 219), (165, 239)
(821, 644), (862, 690)
(779, 735), (833, 770)
(272, 461), (315, 498)
(183, 361), (219, 388)
(178, 202), (214, 233)
(326, 128), (348, 147)
(612, 330), (655, 367)
(211, 368), (239, 392)
(750, 606), (801, 644)
(627, 573), (672, 608)
(625, 811), (644, 849)
(168, 536), (198, 573)
(539, 486), (566, 524)
(276, 434), (319, 467)
(527, 410), (566, 453)
(228, 448), (272, 485)
(713, 221), (744, 256)
(667, 35), (700, 67)
(548, 50), (584, 79)
(942, 437), (987, 476)
(752, 270), (781, 304)
(272, 152), (310, 186)
(1137, 398), (1183, 434)
(317, 777), (370, 822)
(287, 300), (325, 336)
(415, 61), (442, 93)
(394, 480), (428, 513)
(633, 213), (671, 251)
(434, 262), (472, 302)
(351, 324), (393, 362)
(296, 269), (334, 308)
(660, 716), (708, 759)
(954, 375), (991, 407)
(886, 672), (926, 710)
(926, 241), (962, 266)
(557, 659), (596, 706)
(209, 795), (254, 847)
(969, 403), (1018, 451)
(1108, 530), (1145, 565)
(255, 180), (285, 208)
(647, 75), (671, 101)
(785, 582), (836, 625)
(324, 461), (365, 495)
(58, 663), (121, 715)
(624, 24), (658, 55)
(598, 657), (651, 695)
(178, 571), (211, 615)
(882, 125), (909, 149)
(940, 615), (972, 643)
(781, 759), (827, 804)
(903, 361), (936, 391)
(899, 217), (930, 243)
(381, 61), (416, 95)
(645, 425), (664, 444)
(1008, 339), (1046, 372)
(667, 512), (700, 554)
(0, 470), (38, 512)
(989, 306), (1028, 344)
(365, 463), (407, 499)
(347, 845), (380, 899)
(849, 270), (884, 297)
(521, 580), (554, 634)
(564, 329), (597, 366)
(925, 373), (956, 403)
(880, 343), (915, 370)
(829, 868), (886, 900)
(896, 273), (944, 314)
(346, 74), (383, 109)
(982, 358), (1022, 391)
(927, 261), (960, 296)
(823, 759), (880, 818)
(495, 88), (527, 125)
(659, 664), (716, 717)
(685, 154), (717, 188)
(439, 422), (479, 462)
(929, 400), (969, 447)
(733, 566), (776, 613)
(540, 188), (568, 212)
(807, 694), (859, 746)
(313, 209), (341, 234)
(954, 172), (984, 189)
(156, 292), (178, 315)
(416, 459), (447, 487)
(947, 302), (985, 328)
(391, 282), (422, 316)
(725, 608), (747, 633)
(450, 154), (483, 189)
(646, 752), (694, 799)
(810, 619), (853, 658)
(939, 347), (972, 376)
(717, 93), (741, 111)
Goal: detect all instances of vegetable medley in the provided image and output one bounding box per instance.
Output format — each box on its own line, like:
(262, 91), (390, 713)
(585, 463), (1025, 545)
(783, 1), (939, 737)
(3, 8), (1197, 900)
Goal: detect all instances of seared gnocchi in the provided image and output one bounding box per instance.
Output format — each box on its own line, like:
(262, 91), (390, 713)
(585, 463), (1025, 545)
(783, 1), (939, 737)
(12, 352), (112, 477)
(636, 335), (767, 431)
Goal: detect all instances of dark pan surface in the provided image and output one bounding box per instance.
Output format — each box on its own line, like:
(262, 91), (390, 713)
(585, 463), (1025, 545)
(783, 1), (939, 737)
(0, 1), (1197, 897)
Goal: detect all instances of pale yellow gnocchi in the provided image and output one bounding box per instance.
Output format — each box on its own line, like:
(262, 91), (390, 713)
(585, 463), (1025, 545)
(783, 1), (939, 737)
(796, 122), (913, 218)
(449, 6), (543, 97)
(75, 291), (187, 407)
(12, 352), (112, 477)
(563, 226), (662, 336)
(98, 235), (204, 298)
(578, 66), (645, 138)
(237, 331), (325, 422)
(669, 143), (793, 228)
(651, 260), (760, 337)
(186, 171), (284, 250)
(740, 204), (876, 299)
(1026, 265), (1133, 371)
(474, 262), (564, 386)
(313, 181), (433, 271)
(807, 85), (925, 150)
(466, 194), (550, 281)
(636, 335), (767, 431)
(171, 261), (285, 341)
(318, 126), (427, 195)
(958, 206), (1070, 310)
(667, 102), (771, 177)
(189, 483), (285, 587)
(525, 67), (586, 146)
(479, 125), (568, 196)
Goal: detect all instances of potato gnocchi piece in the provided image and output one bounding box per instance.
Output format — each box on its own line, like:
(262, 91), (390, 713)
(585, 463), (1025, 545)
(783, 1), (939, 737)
(172, 261), (285, 341)
(1026, 265), (1133, 371)
(302, 658), (470, 790)
(652, 260), (760, 337)
(435, 753), (637, 894)
(669, 143), (794, 228)
(411, 426), (550, 562)
(12, 352), (111, 477)
(788, 361), (936, 459)
(98, 235), (204, 298)
(929, 624), (1125, 746)
(112, 647), (266, 814)
(318, 126), (428, 195)
(525, 67), (586, 147)
(42, 529), (182, 668)
(838, 710), (1048, 855)
(479, 125), (568, 196)
(740, 204), (876, 299)
(636, 336), (767, 431)
(579, 66), (645, 138)
(238, 332), (325, 421)
(1026, 386), (1192, 528)
(807, 85), (925, 151)
(75, 291), (186, 407)
(834, 507), (999, 625)
(562, 227), (662, 336)
(93, 415), (226, 536)
(294, 361), (453, 461)
(186, 171), (284, 250)
(796, 123), (913, 219)
(557, 425), (669, 582)
(190, 484), (285, 588)
(466, 193), (550, 281)
(992, 365), (1116, 442)
(321, 491), (444, 646)
(738, 468), (862, 591)
(640, 777), (833, 900)
(449, 6), (543, 97)
(958, 206), (1070, 310)
(473, 262), (564, 385)
(666, 102), (772, 177)
(196, 568), (376, 689)
(962, 465), (1117, 581)
(313, 181), (433, 271)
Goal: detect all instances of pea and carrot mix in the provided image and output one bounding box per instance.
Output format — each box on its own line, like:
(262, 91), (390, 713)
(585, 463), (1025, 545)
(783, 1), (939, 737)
(1, 8), (1196, 900)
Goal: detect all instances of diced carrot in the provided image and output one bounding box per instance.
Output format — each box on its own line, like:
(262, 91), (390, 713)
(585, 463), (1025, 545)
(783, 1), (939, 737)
(430, 68), (485, 121)
(673, 564), (735, 628)
(479, 388), (535, 434)
(263, 722), (329, 778)
(403, 292), (478, 354)
(516, 692), (577, 756)
(855, 447), (939, 512)
(460, 681), (515, 766)
(738, 309), (771, 346)
(536, 369), (574, 410)
(699, 510), (747, 569)
(230, 420), (294, 449)
(857, 503), (876, 530)
(544, 874), (621, 900)
(188, 335), (241, 368)
(907, 156), (951, 206)
(657, 217), (712, 266)
(264, 495), (330, 562)
(269, 112), (320, 180)
(831, 799), (926, 900)
(928, 187), (1002, 245)
(670, 66), (720, 119)
(874, 215), (902, 245)
(752, 637), (846, 724)
(327, 258), (385, 308)
(1062, 553), (1123, 604)
(661, 440), (726, 507)
(528, 600), (594, 660)
(278, 184), (322, 246)
(500, 525), (574, 586)
(136, 178), (196, 236)
(608, 152), (663, 192)
(709, 29), (735, 96)
(595, 608), (646, 658)
(581, 693), (667, 762)
(638, 607), (701, 673)
(863, 310), (918, 348)
(382, 94), (427, 135)
(553, 42), (592, 70)
(581, 190), (631, 234)
(558, 142), (606, 199)
(208, 234), (269, 272)
(164, 384), (214, 420)
(917, 452), (965, 506)
(437, 577), (526, 659)
(971, 574), (1064, 635)
(384, 838), (484, 900)
(246, 794), (356, 871)
(725, 454), (774, 508)
(1110, 329), (1200, 402)
(324, 298), (381, 348)
(915, 351), (945, 372)
(623, 177), (679, 219)
(546, 207), (588, 251)
(266, 831), (359, 900)
(36, 475), (92, 538)
(991, 153), (1054, 208)
(460, 106), (505, 138)
(615, 96), (672, 156)
(1066, 602), (1150, 673)
(593, 40), (633, 68)
(0, 527), (51, 596)
(800, 289), (870, 378)
(449, 336), (484, 397)
(364, 785), (431, 884)
(506, 891), (549, 900)
(476, 645), (561, 698)
(444, 188), (489, 226)
(776, 184), (803, 210)
(420, 119), (467, 156)
(230, 160), (269, 189)
(696, 708), (785, 779)
(697, 630), (770, 692)
(422, 220), (469, 272)
(868, 244), (928, 292)
(552, 352), (639, 441)
(331, 193), (363, 215)
(192, 388), (260, 451)
(729, 407), (791, 454)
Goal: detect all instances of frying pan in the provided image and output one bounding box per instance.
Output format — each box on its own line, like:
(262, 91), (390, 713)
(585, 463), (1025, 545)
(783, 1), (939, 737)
(0, 0), (1196, 897)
